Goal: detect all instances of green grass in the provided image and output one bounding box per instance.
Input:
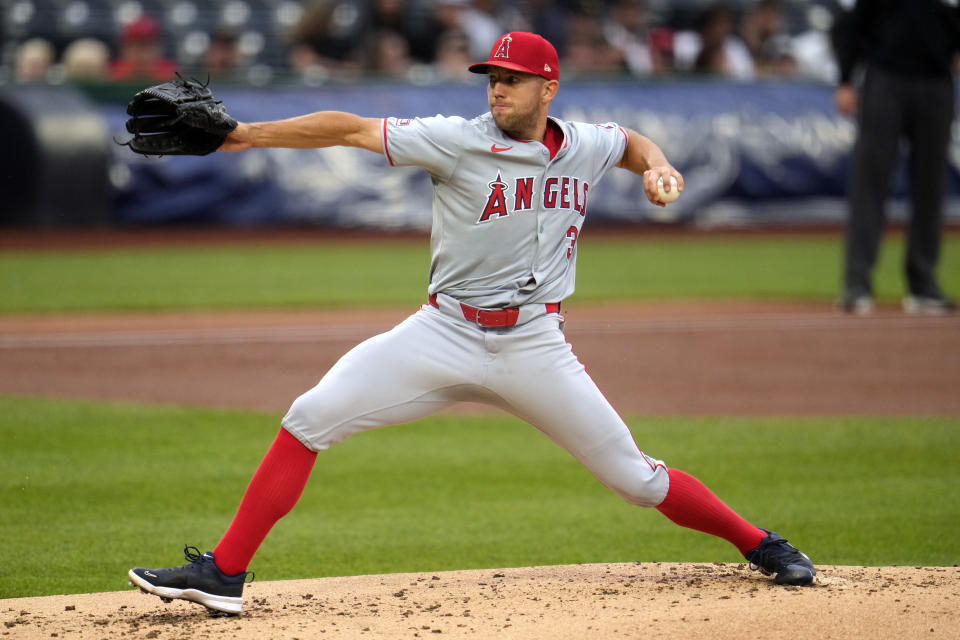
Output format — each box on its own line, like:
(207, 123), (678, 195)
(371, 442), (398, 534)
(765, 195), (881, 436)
(1, 232), (957, 313)
(1, 395), (957, 598)
(0, 244), (429, 313)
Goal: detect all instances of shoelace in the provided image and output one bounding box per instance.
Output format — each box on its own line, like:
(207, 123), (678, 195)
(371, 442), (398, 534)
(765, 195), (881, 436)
(181, 545), (255, 582)
(183, 545), (204, 564)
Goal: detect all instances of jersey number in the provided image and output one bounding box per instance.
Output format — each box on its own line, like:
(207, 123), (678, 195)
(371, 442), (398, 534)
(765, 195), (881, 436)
(566, 226), (578, 258)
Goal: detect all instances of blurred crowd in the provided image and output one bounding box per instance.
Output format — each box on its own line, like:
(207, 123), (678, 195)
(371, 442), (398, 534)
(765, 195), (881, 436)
(1, 0), (842, 87)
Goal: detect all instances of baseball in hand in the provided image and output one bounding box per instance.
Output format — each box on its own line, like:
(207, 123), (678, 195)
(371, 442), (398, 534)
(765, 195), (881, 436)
(657, 176), (680, 203)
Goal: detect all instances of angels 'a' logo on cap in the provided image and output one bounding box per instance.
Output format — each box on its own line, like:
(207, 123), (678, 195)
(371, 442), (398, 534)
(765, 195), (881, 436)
(493, 34), (512, 59)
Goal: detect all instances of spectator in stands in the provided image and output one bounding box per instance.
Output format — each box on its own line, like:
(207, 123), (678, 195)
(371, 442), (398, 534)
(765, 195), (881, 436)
(739, 0), (788, 76)
(287, 0), (366, 80)
(521, 0), (569, 57)
(204, 29), (244, 82)
(432, 0), (503, 62)
(758, 34), (798, 77)
(602, 0), (670, 77)
(369, 0), (442, 63)
(14, 37), (55, 83)
(674, 4), (754, 80)
(563, 11), (623, 78)
(364, 28), (413, 78)
(62, 37), (110, 83)
(109, 16), (178, 82)
(693, 42), (728, 75)
(432, 29), (475, 82)
(832, 0), (959, 315)
(648, 28), (676, 75)
(791, 9), (840, 83)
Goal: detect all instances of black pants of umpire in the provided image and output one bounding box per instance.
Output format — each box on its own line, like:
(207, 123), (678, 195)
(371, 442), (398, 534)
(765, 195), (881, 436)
(844, 65), (955, 298)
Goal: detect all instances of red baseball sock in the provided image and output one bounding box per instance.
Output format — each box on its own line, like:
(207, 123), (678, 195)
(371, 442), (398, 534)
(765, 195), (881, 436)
(655, 468), (766, 555)
(213, 428), (317, 575)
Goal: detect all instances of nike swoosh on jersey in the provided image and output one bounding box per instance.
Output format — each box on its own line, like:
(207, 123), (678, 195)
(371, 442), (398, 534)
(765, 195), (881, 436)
(491, 144), (513, 153)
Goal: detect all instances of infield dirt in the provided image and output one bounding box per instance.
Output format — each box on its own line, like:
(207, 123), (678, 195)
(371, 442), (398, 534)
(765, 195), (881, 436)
(1, 300), (958, 415)
(3, 563), (959, 639)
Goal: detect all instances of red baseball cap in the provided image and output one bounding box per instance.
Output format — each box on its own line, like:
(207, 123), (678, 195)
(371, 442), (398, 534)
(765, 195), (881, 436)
(469, 32), (559, 81)
(122, 16), (161, 43)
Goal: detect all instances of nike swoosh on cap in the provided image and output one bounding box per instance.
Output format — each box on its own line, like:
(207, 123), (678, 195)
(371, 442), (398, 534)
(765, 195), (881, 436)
(491, 144), (512, 152)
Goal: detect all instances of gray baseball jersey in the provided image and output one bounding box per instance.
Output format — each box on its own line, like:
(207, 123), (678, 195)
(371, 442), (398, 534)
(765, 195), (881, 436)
(383, 112), (628, 308)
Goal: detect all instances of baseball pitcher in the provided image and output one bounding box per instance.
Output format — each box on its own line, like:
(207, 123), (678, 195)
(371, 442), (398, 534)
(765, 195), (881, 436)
(127, 32), (815, 615)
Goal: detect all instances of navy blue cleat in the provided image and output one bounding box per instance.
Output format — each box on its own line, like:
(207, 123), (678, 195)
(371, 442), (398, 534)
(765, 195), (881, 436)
(744, 529), (816, 586)
(128, 546), (251, 614)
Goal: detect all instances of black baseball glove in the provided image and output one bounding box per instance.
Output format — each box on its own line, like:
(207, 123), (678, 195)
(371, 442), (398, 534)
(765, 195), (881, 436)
(119, 74), (238, 156)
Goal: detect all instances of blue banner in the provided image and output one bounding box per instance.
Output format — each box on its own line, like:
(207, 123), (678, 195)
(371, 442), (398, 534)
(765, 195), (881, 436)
(105, 80), (960, 228)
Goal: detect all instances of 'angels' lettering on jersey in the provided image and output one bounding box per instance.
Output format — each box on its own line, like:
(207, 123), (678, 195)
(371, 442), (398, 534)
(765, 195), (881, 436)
(544, 176), (588, 215)
(478, 175), (589, 223)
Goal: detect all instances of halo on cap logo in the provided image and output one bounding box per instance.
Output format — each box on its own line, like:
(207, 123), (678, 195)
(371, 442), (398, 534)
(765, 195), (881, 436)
(494, 34), (512, 59)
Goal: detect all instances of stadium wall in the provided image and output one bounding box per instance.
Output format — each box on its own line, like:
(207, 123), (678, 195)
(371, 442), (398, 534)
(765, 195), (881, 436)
(6, 80), (960, 229)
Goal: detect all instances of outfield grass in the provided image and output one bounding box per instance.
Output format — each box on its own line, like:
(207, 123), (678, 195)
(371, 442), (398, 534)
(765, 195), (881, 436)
(0, 232), (957, 313)
(1, 395), (957, 598)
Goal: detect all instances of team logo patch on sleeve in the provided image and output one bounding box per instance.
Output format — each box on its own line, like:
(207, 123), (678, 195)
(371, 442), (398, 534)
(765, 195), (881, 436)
(395, 118), (411, 127)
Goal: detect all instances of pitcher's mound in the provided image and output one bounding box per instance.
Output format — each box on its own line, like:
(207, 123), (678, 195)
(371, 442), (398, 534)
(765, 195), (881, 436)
(3, 562), (958, 639)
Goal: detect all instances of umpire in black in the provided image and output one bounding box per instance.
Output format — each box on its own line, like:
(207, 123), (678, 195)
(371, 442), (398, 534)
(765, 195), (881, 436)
(832, 0), (959, 315)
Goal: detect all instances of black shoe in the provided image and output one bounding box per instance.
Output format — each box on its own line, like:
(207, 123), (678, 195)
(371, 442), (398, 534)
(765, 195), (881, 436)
(835, 291), (874, 315)
(128, 546), (251, 614)
(744, 529), (816, 586)
(902, 295), (955, 316)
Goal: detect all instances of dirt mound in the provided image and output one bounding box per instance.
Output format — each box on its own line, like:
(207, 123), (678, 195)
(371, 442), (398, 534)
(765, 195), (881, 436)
(3, 563), (958, 639)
